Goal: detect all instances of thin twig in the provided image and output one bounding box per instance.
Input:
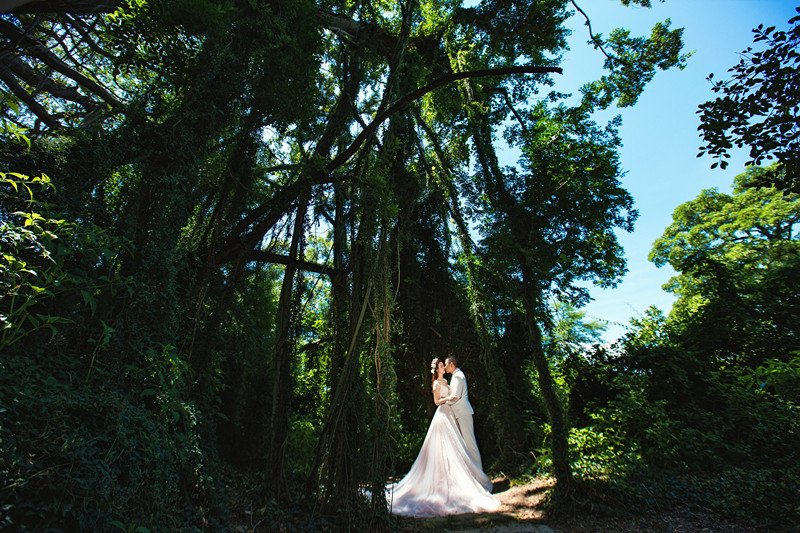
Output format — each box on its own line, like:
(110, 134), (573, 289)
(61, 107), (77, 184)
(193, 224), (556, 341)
(571, 0), (613, 61)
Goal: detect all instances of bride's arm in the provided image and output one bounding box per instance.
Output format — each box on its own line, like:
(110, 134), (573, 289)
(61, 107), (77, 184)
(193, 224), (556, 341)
(432, 382), (452, 405)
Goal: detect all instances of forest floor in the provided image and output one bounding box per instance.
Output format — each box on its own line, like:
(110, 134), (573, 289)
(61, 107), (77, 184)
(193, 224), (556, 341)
(227, 472), (792, 532)
(392, 477), (777, 532)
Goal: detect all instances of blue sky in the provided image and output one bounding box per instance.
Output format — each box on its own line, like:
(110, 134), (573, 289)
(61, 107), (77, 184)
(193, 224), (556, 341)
(539, 0), (798, 342)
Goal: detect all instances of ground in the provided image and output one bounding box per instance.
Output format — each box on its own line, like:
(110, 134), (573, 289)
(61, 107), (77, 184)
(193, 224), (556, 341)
(392, 477), (784, 533)
(227, 472), (794, 532)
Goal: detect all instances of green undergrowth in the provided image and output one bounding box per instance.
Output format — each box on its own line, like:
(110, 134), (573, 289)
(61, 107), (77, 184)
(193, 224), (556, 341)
(0, 351), (227, 532)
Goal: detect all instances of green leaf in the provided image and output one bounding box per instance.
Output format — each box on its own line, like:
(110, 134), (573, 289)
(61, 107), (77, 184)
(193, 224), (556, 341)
(80, 289), (97, 316)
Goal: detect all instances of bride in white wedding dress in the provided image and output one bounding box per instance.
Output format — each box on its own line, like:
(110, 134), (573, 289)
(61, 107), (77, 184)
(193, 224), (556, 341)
(386, 358), (500, 517)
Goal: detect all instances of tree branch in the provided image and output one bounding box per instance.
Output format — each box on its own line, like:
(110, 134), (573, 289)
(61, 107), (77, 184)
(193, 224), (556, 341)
(0, 70), (61, 129)
(326, 64), (561, 172)
(1, 1), (123, 15)
(1, 52), (99, 110)
(488, 86), (528, 135)
(413, 109), (479, 254)
(65, 14), (115, 59)
(226, 173), (336, 250)
(570, 0), (613, 61)
(230, 65), (561, 265)
(230, 53), (365, 241)
(0, 19), (124, 108)
(248, 249), (345, 280)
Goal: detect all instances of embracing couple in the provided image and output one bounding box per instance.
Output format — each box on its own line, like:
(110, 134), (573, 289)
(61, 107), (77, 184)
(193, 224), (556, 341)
(387, 355), (500, 517)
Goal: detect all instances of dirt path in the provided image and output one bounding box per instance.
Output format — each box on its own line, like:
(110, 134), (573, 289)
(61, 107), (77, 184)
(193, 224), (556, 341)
(394, 476), (771, 533)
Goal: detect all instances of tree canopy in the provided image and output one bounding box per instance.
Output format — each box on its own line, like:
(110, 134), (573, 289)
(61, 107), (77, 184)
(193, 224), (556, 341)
(697, 7), (800, 193)
(650, 164), (800, 364)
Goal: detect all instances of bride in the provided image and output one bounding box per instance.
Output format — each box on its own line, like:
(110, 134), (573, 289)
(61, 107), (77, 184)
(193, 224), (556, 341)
(386, 358), (500, 517)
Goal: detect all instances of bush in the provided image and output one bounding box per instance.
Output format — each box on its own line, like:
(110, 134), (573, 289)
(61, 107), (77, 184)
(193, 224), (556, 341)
(0, 350), (226, 532)
(1, 173), (228, 531)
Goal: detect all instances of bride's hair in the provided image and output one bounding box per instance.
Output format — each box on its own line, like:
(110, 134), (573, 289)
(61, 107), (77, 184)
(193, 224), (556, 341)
(430, 357), (441, 389)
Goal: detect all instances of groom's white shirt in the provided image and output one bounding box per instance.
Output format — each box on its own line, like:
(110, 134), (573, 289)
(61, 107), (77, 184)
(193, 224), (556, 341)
(447, 368), (474, 419)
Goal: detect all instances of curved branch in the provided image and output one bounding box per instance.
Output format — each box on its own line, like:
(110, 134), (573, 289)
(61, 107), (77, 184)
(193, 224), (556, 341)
(0, 19), (124, 108)
(263, 163), (301, 174)
(248, 250), (346, 281)
(0, 70), (61, 129)
(327, 64), (562, 172)
(1, 1), (122, 15)
(317, 10), (364, 38)
(2, 52), (99, 110)
(228, 174), (334, 245)
(230, 55), (364, 241)
(570, 0), (612, 61)
(65, 14), (115, 60)
(215, 172), (337, 265)
(413, 109), (479, 254)
(488, 86), (528, 135)
(230, 64), (562, 263)
(0, 0), (35, 13)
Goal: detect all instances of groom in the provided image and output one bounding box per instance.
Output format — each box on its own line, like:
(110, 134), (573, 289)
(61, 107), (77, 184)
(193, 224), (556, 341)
(445, 355), (483, 469)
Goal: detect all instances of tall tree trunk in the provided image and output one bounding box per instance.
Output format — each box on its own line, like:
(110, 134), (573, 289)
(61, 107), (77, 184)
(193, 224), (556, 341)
(265, 193), (308, 499)
(186, 123), (259, 374)
(310, 257), (371, 516)
(309, 155), (388, 519)
(367, 228), (395, 529)
(520, 270), (573, 491)
(304, 43), (364, 502)
(304, 178), (355, 501)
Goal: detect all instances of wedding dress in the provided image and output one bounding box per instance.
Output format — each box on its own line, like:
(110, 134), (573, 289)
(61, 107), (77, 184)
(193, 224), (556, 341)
(386, 380), (501, 517)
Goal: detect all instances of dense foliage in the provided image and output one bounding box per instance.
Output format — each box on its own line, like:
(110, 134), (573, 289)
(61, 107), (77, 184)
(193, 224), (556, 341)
(698, 7), (800, 193)
(560, 167), (800, 525)
(1, 0), (797, 531)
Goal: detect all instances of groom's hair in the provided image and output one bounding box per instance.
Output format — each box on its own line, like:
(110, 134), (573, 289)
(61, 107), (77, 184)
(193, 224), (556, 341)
(445, 355), (458, 368)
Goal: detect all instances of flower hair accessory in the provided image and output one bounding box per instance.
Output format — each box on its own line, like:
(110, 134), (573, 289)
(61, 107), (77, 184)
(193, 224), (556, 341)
(430, 358), (440, 374)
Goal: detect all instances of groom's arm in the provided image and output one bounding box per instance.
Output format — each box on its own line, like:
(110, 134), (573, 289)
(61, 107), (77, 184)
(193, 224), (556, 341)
(449, 373), (464, 403)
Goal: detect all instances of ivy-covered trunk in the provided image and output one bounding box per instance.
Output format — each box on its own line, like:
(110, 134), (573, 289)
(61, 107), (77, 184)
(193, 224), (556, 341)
(265, 194), (308, 498)
(520, 276), (573, 491)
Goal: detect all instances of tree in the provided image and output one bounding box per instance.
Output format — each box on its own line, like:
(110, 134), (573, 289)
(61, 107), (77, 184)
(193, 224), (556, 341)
(544, 299), (606, 360)
(650, 164), (800, 366)
(468, 99), (637, 496)
(697, 7), (800, 194)
(2, 0), (691, 526)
